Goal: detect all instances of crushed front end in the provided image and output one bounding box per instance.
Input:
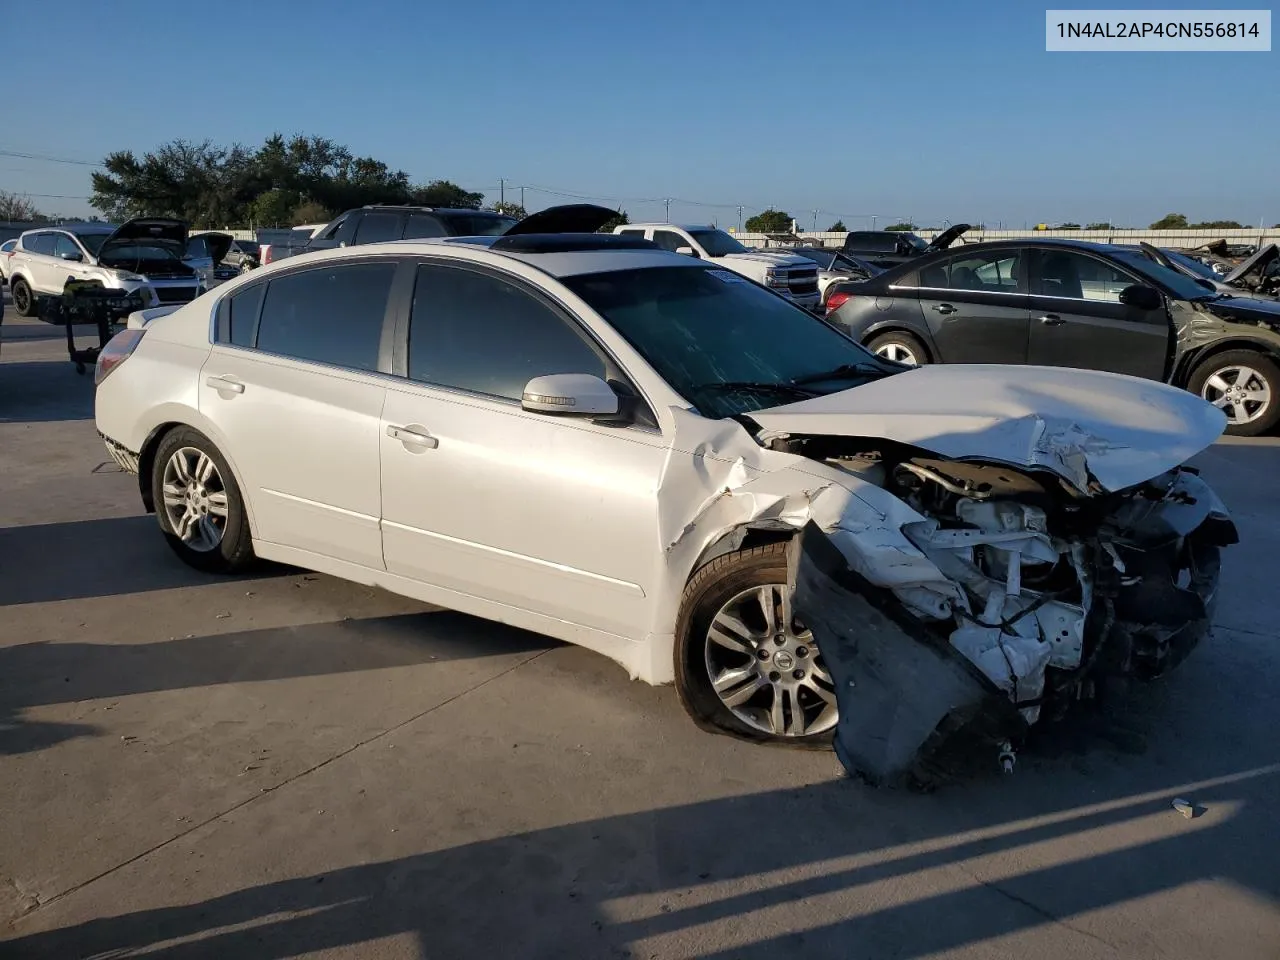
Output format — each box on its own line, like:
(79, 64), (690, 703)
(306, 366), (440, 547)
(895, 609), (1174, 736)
(780, 444), (1237, 785)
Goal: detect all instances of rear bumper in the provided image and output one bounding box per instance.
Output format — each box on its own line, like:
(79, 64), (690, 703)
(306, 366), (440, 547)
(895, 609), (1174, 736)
(99, 432), (140, 474)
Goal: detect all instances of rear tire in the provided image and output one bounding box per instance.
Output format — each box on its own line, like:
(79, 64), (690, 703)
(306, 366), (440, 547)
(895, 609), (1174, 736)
(867, 331), (927, 367)
(151, 427), (255, 573)
(1189, 350), (1280, 437)
(11, 277), (35, 317)
(675, 542), (837, 747)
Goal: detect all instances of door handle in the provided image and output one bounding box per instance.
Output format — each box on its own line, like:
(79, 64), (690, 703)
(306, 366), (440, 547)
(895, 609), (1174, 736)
(205, 375), (245, 394)
(1038, 314), (1066, 326)
(387, 424), (438, 449)
(932, 303), (957, 315)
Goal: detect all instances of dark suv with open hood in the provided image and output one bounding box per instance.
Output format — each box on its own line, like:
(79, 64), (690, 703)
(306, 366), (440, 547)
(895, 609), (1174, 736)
(841, 224), (970, 269)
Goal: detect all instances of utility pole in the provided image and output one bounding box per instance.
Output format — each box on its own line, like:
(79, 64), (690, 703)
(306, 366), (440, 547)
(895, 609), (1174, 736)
(499, 179), (505, 207)
(871, 215), (877, 230)
(520, 185), (524, 210)
(664, 198), (671, 222)
(812, 209), (819, 233)
(737, 205), (743, 232)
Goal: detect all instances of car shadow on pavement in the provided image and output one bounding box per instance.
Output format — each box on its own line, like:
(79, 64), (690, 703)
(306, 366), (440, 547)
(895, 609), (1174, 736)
(0, 360), (95, 423)
(3, 757), (1277, 959)
(0, 611), (553, 757)
(0, 515), (290, 606)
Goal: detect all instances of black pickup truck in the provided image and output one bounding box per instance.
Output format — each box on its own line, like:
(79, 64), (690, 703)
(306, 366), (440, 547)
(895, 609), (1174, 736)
(842, 224), (969, 269)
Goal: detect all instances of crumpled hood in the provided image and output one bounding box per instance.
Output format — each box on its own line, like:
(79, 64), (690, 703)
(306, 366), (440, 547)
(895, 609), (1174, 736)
(748, 364), (1226, 492)
(719, 249), (813, 268)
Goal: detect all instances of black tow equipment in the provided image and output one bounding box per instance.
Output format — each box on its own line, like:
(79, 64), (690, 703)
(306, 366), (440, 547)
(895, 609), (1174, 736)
(37, 278), (147, 374)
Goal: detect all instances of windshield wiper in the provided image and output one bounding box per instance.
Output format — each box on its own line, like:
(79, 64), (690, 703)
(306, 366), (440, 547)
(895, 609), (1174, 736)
(790, 362), (881, 385)
(694, 381), (818, 401)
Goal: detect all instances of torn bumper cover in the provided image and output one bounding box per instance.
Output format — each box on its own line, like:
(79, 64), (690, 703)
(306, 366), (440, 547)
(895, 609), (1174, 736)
(785, 469), (1236, 785)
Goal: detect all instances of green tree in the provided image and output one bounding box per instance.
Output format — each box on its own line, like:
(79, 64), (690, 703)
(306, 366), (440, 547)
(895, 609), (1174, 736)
(1085, 222), (1112, 230)
(249, 188), (301, 227)
(0, 190), (46, 222)
(1150, 213), (1189, 229)
(884, 222), (917, 231)
(1189, 219), (1243, 230)
(291, 200), (332, 225)
(744, 209), (792, 233)
(826, 219), (846, 232)
(410, 180), (484, 209)
(598, 208), (629, 233)
(488, 201), (527, 219)
(1059, 222), (1081, 230)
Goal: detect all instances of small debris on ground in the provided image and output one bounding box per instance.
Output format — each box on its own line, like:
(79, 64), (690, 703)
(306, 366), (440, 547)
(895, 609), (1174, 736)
(1172, 797), (1198, 819)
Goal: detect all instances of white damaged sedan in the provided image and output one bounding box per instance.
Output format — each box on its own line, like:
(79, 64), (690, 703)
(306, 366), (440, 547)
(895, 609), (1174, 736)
(94, 219), (1236, 778)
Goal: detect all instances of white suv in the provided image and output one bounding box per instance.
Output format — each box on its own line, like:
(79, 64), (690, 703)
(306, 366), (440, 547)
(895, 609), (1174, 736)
(615, 224), (821, 311)
(7, 219), (206, 317)
(93, 227), (1233, 765)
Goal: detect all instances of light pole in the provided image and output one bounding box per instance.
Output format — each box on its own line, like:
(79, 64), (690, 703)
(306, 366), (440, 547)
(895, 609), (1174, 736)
(811, 209), (819, 233)
(737, 205), (743, 232)
(871, 215), (877, 230)
(499, 178), (505, 207)
(664, 198), (671, 223)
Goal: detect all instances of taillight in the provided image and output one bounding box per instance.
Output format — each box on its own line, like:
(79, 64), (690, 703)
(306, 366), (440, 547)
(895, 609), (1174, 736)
(260, 245), (273, 265)
(95, 328), (145, 385)
(825, 291), (853, 313)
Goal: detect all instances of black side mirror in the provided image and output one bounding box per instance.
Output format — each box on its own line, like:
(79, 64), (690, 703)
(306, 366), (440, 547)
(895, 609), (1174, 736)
(1118, 284), (1162, 311)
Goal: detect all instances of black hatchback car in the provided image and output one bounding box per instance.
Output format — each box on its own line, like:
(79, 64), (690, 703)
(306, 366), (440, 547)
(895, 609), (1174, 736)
(827, 238), (1280, 435)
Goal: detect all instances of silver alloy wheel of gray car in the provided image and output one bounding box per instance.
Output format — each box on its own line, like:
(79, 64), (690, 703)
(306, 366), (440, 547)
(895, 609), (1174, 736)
(704, 583), (839, 738)
(1199, 364), (1272, 426)
(873, 341), (919, 366)
(161, 446), (230, 553)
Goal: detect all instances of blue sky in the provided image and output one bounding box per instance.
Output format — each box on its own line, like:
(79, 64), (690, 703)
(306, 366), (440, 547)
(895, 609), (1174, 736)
(3, 0), (1276, 228)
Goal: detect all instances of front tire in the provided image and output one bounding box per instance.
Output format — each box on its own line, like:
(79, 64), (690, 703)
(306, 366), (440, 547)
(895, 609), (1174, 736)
(867, 330), (927, 366)
(151, 427), (255, 573)
(1189, 350), (1280, 437)
(675, 542), (837, 745)
(10, 277), (35, 317)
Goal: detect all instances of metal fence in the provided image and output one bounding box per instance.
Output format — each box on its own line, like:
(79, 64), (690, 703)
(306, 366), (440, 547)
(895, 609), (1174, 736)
(737, 228), (1280, 249)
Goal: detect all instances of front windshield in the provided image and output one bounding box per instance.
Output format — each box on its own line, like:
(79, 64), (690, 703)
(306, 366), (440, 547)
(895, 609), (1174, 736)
(1109, 248), (1219, 301)
(563, 265), (892, 419)
(688, 229), (749, 257)
(1161, 249), (1219, 281)
(74, 232), (110, 255)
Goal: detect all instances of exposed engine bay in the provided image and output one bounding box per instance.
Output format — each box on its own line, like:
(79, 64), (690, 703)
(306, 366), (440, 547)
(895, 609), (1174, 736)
(768, 435), (1238, 784)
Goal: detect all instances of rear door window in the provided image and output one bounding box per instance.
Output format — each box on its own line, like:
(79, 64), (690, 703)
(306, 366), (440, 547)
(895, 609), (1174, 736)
(254, 261), (397, 371)
(402, 214), (447, 239)
(218, 282), (266, 348)
(919, 250), (1023, 292)
(353, 212), (404, 245)
(24, 233), (56, 255)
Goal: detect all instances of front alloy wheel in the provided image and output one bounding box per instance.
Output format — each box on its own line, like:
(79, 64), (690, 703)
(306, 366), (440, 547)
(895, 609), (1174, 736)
(704, 584), (839, 738)
(1190, 350), (1280, 437)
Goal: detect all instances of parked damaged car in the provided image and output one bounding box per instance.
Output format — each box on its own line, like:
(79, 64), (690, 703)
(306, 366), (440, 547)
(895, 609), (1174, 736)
(828, 238), (1280, 435)
(1137, 242), (1279, 301)
(94, 210), (1236, 783)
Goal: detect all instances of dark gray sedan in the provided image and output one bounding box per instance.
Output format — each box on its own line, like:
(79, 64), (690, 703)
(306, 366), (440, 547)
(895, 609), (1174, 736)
(826, 238), (1280, 436)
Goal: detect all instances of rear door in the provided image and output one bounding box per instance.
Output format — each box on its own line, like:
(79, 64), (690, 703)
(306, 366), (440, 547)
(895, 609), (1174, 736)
(21, 232), (61, 293)
(201, 257), (400, 568)
(1025, 248), (1169, 379)
(915, 248), (1031, 362)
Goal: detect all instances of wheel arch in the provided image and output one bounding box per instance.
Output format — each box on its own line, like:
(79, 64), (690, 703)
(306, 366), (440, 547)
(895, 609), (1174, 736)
(136, 415), (259, 538)
(862, 323), (936, 362)
(1174, 336), (1280, 387)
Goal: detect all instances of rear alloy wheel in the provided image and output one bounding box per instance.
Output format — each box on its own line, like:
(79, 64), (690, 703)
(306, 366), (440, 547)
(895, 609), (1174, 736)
(1190, 350), (1280, 437)
(676, 543), (838, 745)
(867, 331), (926, 367)
(10, 278), (34, 317)
(151, 427), (255, 573)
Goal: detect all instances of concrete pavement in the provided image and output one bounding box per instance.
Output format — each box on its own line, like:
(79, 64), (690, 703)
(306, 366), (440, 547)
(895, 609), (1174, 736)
(2, 315), (1278, 959)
